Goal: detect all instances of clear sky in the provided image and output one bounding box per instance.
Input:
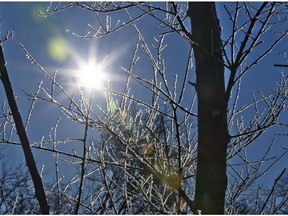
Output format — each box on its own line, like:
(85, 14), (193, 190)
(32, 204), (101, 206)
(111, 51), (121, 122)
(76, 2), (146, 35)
(0, 2), (287, 191)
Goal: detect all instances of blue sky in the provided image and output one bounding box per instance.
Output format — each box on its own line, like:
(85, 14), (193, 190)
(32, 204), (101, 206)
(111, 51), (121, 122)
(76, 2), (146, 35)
(0, 2), (287, 191)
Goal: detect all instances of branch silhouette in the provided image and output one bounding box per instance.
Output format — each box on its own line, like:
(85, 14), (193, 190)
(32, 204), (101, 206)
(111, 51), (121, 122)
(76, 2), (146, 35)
(0, 42), (50, 214)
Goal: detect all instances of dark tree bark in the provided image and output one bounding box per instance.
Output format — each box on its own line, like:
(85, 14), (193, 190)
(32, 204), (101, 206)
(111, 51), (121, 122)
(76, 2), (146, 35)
(188, 3), (230, 214)
(0, 43), (50, 214)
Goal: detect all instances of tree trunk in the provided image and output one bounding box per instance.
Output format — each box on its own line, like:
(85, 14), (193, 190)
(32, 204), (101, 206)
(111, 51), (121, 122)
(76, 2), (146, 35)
(188, 3), (229, 214)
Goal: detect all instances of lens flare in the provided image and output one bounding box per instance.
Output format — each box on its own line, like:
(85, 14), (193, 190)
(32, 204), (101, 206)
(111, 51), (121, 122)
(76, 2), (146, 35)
(47, 37), (70, 62)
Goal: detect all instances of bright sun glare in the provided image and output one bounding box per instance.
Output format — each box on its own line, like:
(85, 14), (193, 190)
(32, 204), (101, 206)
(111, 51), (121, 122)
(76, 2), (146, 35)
(54, 39), (110, 91)
(76, 62), (108, 90)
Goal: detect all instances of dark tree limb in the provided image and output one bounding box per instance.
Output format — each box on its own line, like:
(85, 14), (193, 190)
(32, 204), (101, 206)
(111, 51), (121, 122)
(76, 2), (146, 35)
(0, 43), (50, 214)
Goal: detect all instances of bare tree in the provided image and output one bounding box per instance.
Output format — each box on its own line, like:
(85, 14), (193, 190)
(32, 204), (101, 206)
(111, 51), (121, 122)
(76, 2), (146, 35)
(0, 2), (287, 214)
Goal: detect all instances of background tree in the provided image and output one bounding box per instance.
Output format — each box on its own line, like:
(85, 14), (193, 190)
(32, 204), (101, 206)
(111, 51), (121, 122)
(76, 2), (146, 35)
(0, 2), (287, 214)
(0, 154), (38, 214)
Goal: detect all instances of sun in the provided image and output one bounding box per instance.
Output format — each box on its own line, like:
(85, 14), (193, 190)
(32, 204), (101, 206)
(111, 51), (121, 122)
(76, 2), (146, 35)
(76, 62), (108, 90)
(57, 41), (111, 91)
